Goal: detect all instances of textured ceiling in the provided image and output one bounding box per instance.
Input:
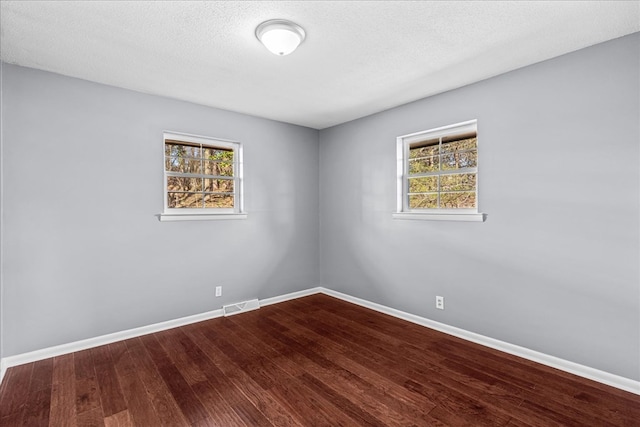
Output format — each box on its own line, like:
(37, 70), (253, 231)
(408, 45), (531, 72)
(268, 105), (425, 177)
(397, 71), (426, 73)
(1, 1), (638, 129)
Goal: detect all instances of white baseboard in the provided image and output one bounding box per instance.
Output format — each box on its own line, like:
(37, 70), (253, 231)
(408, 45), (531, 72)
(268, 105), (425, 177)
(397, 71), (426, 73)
(260, 287), (322, 307)
(1, 308), (223, 374)
(320, 287), (640, 395)
(0, 287), (321, 384)
(0, 358), (7, 386)
(1, 286), (638, 396)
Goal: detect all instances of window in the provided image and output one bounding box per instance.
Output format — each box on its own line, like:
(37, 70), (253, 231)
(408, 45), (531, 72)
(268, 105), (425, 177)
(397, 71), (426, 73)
(159, 132), (245, 221)
(394, 120), (485, 221)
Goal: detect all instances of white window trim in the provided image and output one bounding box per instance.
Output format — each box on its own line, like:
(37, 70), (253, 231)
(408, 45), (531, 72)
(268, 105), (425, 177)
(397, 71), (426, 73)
(391, 212), (486, 222)
(158, 213), (248, 222)
(394, 119), (486, 222)
(158, 131), (246, 222)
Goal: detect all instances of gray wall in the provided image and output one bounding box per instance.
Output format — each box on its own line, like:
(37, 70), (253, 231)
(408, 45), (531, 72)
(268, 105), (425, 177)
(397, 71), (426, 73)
(1, 33), (638, 383)
(319, 33), (640, 380)
(0, 63), (319, 357)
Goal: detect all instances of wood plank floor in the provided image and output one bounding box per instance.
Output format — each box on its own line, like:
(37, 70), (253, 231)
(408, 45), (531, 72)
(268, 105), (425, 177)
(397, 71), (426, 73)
(1, 294), (638, 426)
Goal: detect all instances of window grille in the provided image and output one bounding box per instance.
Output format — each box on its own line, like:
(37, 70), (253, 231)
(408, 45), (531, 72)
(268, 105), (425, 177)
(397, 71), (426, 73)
(397, 120), (478, 213)
(163, 132), (243, 214)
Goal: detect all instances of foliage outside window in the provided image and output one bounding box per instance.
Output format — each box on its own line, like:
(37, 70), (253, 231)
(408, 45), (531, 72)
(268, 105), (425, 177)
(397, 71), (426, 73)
(163, 132), (243, 214)
(397, 120), (478, 214)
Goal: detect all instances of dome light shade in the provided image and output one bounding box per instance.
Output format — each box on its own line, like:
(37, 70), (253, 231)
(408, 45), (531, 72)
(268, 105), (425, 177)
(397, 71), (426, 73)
(256, 19), (306, 56)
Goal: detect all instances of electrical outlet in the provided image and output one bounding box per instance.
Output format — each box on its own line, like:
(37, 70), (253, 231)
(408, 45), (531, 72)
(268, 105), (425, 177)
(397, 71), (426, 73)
(215, 286), (222, 297)
(436, 296), (444, 310)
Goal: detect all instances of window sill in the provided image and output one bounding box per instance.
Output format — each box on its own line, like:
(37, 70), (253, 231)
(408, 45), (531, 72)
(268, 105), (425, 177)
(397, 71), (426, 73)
(392, 212), (486, 222)
(158, 213), (248, 222)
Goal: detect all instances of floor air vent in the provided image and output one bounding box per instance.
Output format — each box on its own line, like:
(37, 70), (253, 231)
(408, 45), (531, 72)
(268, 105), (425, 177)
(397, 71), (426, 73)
(222, 299), (260, 316)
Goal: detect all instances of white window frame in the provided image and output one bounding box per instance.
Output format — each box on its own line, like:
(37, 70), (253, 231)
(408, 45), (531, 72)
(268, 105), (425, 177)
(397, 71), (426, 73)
(393, 119), (485, 222)
(159, 131), (246, 222)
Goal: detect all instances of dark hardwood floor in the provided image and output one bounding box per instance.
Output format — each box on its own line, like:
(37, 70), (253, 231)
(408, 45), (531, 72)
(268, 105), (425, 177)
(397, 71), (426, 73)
(1, 294), (638, 426)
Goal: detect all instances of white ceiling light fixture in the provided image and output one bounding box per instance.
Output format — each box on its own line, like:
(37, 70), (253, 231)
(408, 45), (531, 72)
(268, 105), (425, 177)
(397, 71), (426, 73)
(256, 19), (306, 56)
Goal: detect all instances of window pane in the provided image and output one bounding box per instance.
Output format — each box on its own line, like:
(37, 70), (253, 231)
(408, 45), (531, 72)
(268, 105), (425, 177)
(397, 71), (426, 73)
(165, 156), (183, 171)
(203, 147), (233, 161)
(167, 192), (203, 208)
(165, 157), (202, 174)
(167, 177), (203, 192)
(409, 176), (438, 193)
(409, 194), (438, 209)
(204, 194), (234, 208)
(165, 143), (201, 158)
(400, 121), (477, 213)
(203, 178), (234, 193)
(409, 139), (439, 159)
(441, 150), (477, 170)
(409, 156), (439, 174)
(440, 173), (476, 192)
(164, 134), (242, 212)
(440, 192), (476, 209)
(202, 159), (234, 177)
(441, 136), (476, 153)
